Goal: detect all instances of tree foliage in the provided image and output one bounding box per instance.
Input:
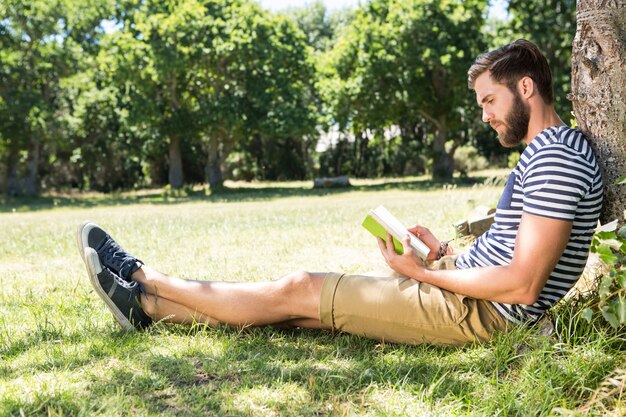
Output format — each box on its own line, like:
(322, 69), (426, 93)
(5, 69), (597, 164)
(99, 0), (318, 190)
(0, 0), (583, 193)
(582, 220), (626, 331)
(0, 0), (114, 195)
(505, 0), (576, 119)
(319, 0), (488, 180)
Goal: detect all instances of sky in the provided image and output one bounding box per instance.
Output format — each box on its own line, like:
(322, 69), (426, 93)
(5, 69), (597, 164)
(258, 0), (509, 19)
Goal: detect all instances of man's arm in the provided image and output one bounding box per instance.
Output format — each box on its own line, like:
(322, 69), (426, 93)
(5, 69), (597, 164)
(378, 212), (572, 305)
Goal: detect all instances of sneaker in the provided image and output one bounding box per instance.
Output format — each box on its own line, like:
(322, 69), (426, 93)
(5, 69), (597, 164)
(83, 247), (153, 330)
(77, 221), (142, 281)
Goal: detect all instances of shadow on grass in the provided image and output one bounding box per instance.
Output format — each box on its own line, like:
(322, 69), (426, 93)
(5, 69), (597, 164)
(0, 174), (507, 213)
(2, 306), (623, 415)
(86, 326), (473, 416)
(1, 324), (474, 416)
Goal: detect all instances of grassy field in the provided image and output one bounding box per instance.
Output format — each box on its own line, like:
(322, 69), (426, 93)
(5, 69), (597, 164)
(0, 173), (624, 416)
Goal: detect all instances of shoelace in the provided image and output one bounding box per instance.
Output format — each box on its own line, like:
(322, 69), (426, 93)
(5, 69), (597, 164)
(99, 236), (136, 279)
(102, 268), (139, 304)
(104, 267), (136, 290)
(102, 269), (151, 326)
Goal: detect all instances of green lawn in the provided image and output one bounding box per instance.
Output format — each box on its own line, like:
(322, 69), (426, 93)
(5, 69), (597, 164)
(1, 174), (623, 416)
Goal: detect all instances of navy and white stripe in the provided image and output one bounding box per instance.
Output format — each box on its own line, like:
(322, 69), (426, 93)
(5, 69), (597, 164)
(456, 126), (603, 324)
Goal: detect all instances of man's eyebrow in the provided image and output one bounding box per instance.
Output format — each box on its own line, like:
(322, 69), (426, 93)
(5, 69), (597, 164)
(477, 94), (494, 107)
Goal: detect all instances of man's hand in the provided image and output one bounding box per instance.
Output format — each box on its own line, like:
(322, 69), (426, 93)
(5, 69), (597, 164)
(406, 225), (442, 260)
(377, 232), (425, 278)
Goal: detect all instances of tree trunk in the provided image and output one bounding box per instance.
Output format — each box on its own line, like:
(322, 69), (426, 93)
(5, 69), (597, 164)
(355, 130), (369, 177)
(168, 135), (184, 189)
(431, 115), (453, 181)
(5, 148), (20, 196)
(571, 0), (626, 225)
(205, 138), (224, 190)
(23, 136), (40, 196)
(0, 156), (6, 194)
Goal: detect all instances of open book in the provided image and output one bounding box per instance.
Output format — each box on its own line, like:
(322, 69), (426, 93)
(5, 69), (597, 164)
(362, 205), (430, 260)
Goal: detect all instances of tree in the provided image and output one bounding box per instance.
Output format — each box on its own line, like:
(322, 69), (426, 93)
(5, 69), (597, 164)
(571, 0), (626, 225)
(105, 0), (317, 190)
(506, 0), (576, 120)
(0, 0), (114, 196)
(283, 1), (335, 51)
(56, 71), (146, 191)
(283, 0), (355, 52)
(321, 0), (488, 180)
(202, 8), (318, 188)
(102, 0), (215, 189)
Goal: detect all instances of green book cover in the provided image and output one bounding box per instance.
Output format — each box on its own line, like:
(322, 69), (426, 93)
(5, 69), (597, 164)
(362, 214), (405, 254)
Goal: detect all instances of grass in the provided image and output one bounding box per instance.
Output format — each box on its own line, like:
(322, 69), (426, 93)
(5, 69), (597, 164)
(0, 172), (624, 416)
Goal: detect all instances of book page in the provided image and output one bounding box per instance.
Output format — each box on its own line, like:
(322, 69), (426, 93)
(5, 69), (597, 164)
(369, 205), (430, 259)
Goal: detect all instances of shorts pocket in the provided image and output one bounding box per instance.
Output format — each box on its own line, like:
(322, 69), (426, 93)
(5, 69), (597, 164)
(398, 279), (469, 326)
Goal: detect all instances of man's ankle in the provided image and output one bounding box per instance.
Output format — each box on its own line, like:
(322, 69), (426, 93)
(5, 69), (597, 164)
(131, 265), (147, 282)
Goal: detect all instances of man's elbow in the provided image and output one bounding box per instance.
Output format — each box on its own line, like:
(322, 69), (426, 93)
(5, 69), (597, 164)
(496, 288), (538, 305)
(516, 291), (540, 306)
(507, 267), (545, 305)
(513, 281), (544, 305)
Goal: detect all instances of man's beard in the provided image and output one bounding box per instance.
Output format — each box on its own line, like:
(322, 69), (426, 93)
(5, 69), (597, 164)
(497, 92), (530, 148)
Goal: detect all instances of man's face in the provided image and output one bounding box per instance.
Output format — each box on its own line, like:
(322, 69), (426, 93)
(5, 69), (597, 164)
(474, 72), (530, 147)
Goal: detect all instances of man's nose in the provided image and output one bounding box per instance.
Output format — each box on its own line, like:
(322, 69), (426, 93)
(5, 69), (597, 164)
(482, 109), (493, 123)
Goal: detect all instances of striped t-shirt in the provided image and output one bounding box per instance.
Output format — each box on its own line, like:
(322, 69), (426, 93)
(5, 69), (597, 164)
(456, 125), (603, 324)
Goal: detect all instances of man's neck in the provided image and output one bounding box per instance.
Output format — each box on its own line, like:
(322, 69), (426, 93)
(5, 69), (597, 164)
(525, 106), (565, 145)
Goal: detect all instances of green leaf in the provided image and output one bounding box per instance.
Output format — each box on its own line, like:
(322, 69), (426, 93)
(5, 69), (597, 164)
(600, 306), (620, 329)
(616, 226), (626, 241)
(611, 296), (626, 324)
(580, 308), (593, 323)
(596, 244), (618, 265)
(599, 276), (614, 298)
(595, 230), (617, 241)
(600, 239), (624, 251)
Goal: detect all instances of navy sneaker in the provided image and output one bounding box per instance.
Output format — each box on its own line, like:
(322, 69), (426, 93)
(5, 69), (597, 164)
(77, 221), (142, 281)
(83, 247), (153, 330)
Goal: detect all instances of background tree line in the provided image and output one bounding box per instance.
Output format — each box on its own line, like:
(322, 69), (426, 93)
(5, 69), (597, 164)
(0, 0), (577, 195)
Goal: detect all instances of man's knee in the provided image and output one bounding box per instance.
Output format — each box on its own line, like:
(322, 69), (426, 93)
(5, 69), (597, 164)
(277, 271), (324, 319)
(279, 270), (321, 298)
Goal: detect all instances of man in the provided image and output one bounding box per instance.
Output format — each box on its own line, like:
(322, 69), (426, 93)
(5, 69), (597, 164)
(77, 39), (603, 345)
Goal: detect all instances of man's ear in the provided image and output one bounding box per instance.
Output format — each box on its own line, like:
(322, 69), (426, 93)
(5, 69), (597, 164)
(518, 76), (535, 99)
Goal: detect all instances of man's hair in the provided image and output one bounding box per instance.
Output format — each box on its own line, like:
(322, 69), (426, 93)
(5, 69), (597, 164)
(467, 39), (554, 104)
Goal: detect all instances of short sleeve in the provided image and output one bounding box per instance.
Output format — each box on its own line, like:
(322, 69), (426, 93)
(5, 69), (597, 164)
(521, 145), (591, 221)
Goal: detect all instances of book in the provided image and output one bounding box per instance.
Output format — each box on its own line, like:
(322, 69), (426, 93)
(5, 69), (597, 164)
(362, 205), (430, 260)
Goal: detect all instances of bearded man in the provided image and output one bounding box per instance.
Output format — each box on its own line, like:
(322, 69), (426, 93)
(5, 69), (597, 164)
(77, 39), (603, 345)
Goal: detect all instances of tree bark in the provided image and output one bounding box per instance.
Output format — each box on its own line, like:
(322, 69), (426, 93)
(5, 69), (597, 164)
(205, 138), (224, 190)
(23, 136), (41, 196)
(166, 69), (185, 189)
(5, 148), (20, 197)
(431, 115), (454, 181)
(168, 135), (184, 189)
(571, 0), (626, 225)
(0, 157), (5, 194)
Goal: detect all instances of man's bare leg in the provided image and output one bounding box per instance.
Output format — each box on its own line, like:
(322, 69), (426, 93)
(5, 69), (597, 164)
(141, 293), (328, 329)
(140, 293), (219, 326)
(133, 266), (331, 329)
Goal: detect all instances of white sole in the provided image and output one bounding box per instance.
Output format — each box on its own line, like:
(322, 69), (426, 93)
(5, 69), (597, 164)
(76, 220), (94, 263)
(84, 247), (133, 331)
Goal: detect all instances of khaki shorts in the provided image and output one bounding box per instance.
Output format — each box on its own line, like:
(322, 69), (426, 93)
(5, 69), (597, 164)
(319, 256), (508, 345)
